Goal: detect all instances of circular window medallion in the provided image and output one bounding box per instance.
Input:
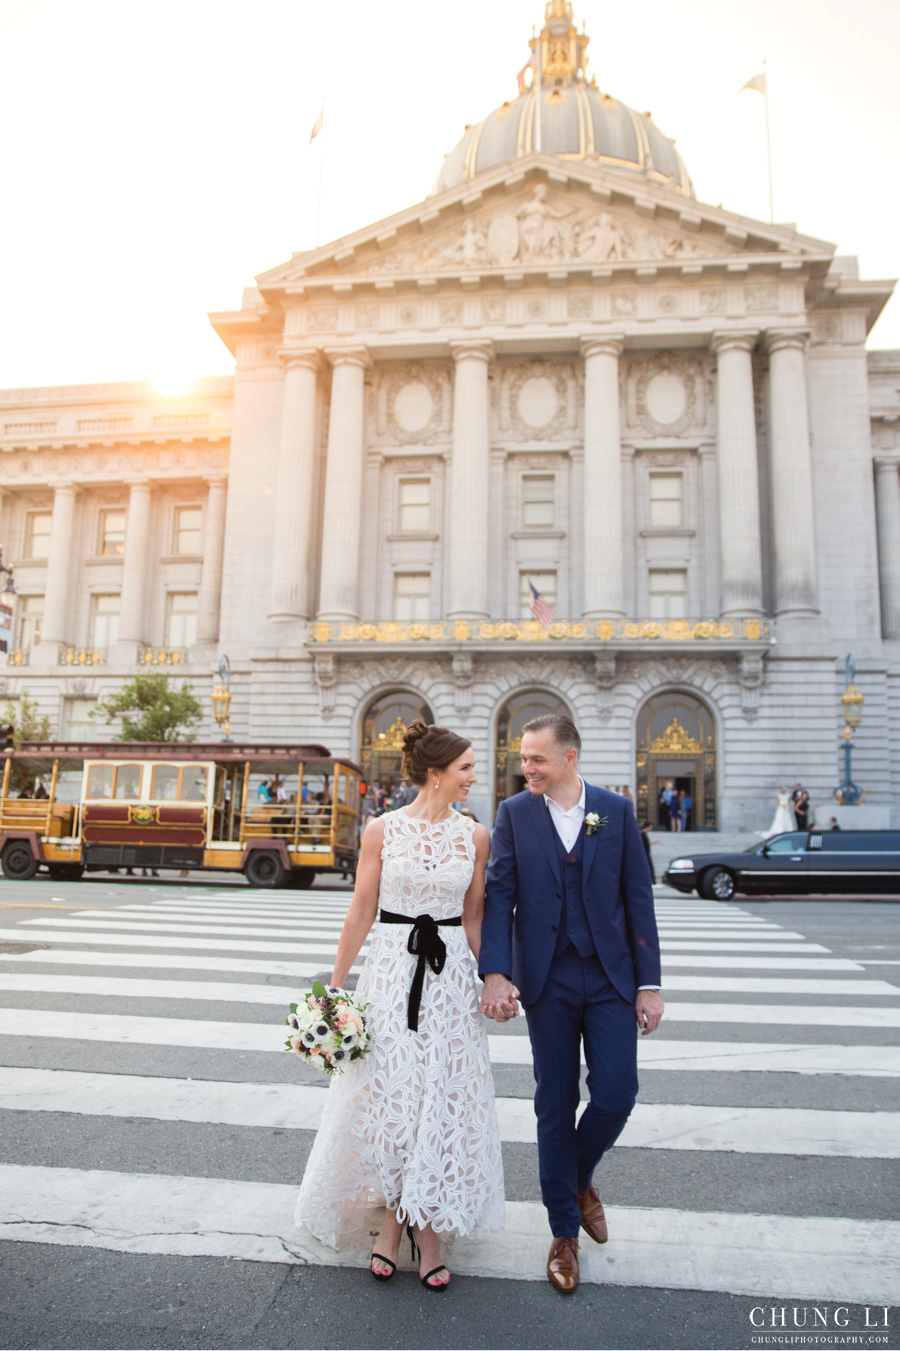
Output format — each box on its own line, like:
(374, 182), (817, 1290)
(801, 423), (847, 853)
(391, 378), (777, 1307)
(393, 381), (434, 433)
(517, 376), (559, 429)
(644, 372), (687, 425)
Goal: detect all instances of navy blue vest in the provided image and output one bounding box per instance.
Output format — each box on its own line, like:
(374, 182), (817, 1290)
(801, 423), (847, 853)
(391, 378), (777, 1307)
(553, 818), (597, 959)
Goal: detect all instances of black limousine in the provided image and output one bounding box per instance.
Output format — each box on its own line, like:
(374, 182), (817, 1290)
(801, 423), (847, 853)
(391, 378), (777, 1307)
(662, 830), (900, 899)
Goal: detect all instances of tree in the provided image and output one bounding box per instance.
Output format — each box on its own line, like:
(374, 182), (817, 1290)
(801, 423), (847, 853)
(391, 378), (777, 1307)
(0, 691), (54, 748)
(91, 672), (203, 742)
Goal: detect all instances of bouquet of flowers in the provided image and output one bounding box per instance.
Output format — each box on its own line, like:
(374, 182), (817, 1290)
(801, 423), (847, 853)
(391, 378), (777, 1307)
(285, 980), (371, 1076)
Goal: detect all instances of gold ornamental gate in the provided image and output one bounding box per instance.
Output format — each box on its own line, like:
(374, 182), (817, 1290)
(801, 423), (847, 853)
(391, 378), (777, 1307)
(359, 693), (434, 793)
(495, 690), (571, 810)
(635, 692), (717, 830)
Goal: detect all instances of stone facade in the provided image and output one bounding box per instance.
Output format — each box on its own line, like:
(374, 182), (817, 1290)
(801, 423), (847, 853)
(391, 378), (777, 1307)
(1, 111), (898, 830)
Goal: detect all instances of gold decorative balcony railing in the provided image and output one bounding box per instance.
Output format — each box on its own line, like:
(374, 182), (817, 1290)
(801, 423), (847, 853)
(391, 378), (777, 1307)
(58, 646), (107, 666)
(138, 645), (190, 666)
(309, 617), (771, 645)
(5, 649), (29, 666)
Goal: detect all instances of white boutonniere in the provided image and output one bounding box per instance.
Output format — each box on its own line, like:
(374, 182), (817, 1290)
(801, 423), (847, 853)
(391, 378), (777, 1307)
(584, 812), (607, 836)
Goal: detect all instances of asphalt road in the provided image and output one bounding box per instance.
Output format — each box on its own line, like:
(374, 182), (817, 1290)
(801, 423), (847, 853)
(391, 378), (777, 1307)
(0, 875), (898, 1351)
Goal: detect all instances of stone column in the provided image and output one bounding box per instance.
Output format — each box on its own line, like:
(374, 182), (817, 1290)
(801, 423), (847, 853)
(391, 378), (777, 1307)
(40, 482), (79, 648)
(196, 475), (228, 645)
(447, 340), (493, 620)
(766, 329), (819, 617)
(710, 331), (764, 617)
(581, 336), (625, 618)
(118, 479), (153, 645)
(875, 458), (900, 639)
(317, 348), (370, 622)
(269, 350), (321, 622)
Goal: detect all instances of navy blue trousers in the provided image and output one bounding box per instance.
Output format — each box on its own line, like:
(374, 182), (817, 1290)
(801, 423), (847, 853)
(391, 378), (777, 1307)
(524, 945), (638, 1236)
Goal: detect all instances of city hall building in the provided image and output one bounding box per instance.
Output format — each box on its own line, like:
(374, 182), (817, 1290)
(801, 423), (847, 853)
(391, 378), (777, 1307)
(2, 1), (899, 830)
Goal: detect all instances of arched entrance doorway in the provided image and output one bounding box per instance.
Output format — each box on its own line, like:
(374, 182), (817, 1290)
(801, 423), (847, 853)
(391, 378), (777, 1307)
(636, 691), (717, 830)
(495, 689), (571, 809)
(359, 692), (434, 795)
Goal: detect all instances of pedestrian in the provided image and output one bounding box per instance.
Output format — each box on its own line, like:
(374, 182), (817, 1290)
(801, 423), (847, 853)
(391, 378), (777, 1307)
(794, 790), (810, 832)
(672, 788), (683, 832)
(480, 713), (662, 1293)
(663, 781), (676, 831)
(829, 816), (842, 831)
(640, 821), (659, 884)
(680, 789), (691, 832)
(657, 785), (669, 832)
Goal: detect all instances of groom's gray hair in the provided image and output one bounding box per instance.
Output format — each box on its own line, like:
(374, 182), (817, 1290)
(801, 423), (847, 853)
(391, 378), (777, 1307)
(521, 714), (582, 755)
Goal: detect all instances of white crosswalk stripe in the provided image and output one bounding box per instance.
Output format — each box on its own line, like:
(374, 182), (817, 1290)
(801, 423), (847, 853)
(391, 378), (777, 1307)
(0, 887), (897, 1303)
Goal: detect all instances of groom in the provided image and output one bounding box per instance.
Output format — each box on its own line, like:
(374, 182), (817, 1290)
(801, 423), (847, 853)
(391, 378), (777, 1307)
(479, 714), (663, 1293)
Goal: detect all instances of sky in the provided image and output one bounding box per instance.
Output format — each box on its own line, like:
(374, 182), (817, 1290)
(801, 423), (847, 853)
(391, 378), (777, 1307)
(1, 0), (898, 394)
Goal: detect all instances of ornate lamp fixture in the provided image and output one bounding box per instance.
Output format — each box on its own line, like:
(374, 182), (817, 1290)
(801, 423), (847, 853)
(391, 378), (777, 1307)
(211, 654), (232, 743)
(834, 655), (865, 805)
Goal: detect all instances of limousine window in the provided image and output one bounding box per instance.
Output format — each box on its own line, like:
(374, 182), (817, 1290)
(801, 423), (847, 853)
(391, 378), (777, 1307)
(766, 833), (808, 853)
(817, 831), (900, 852)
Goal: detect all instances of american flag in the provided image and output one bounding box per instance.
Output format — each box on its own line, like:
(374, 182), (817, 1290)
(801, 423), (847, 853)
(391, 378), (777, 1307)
(529, 580), (556, 626)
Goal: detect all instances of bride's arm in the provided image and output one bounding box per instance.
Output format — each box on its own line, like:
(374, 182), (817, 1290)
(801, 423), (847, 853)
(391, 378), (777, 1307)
(330, 818), (385, 987)
(462, 824), (490, 961)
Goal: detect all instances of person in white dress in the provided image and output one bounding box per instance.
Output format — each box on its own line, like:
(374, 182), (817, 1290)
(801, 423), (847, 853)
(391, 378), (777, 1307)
(295, 721), (505, 1289)
(765, 788), (797, 837)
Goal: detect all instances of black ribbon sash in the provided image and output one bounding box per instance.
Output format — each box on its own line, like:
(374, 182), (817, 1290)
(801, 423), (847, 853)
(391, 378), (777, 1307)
(379, 909), (463, 1032)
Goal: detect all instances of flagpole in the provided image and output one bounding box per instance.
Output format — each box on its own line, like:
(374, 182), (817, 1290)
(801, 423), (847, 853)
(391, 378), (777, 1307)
(762, 60), (774, 224)
(534, 37), (542, 153)
(316, 103), (325, 249)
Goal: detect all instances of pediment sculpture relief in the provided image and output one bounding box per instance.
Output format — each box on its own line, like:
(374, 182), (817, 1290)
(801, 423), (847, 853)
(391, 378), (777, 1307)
(355, 186), (732, 276)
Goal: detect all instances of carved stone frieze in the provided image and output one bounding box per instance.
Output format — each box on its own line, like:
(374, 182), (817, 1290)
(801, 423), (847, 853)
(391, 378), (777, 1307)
(451, 653), (474, 714)
(744, 285), (778, 313)
(355, 302), (380, 329)
(812, 313), (842, 344)
(738, 652), (766, 721)
(313, 653), (337, 719)
(700, 288), (725, 314)
(481, 297), (507, 323)
(594, 654), (617, 724)
(495, 359), (579, 442)
(353, 187), (732, 276)
(624, 353), (710, 438)
(307, 306), (338, 332)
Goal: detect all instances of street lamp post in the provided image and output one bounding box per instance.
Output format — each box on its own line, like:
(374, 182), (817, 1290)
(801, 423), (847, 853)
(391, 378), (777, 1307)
(211, 654), (233, 743)
(834, 654), (865, 805)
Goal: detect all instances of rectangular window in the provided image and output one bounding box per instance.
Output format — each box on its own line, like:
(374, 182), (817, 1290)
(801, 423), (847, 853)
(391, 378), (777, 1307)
(86, 764), (115, 799)
(114, 764), (143, 799)
(522, 476), (555, 529)
(91, 594), (120, 648)
(15, 596), (43, 649)
(98, 509), (126, 557)
(649, 474), (684, 529)
(23, 512), (52, 560)
(180, 766), (209, 801)
(166, 592), (198, 648)
(648, 569), (687, 619)
(393, 572), (430, 621)
(151, 765), (180, 800)
(173, 505), (203, 556)
(397, 479), (430, 534)
(519, 571), (557, 620)
(62, 697), (97, 740)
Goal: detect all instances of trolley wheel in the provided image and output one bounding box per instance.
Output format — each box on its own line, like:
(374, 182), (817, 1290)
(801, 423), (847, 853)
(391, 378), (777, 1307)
(287, 867), (316, 890)
(2, 840), (39, 881)
(47, 863), (85, 882)
(701, 866), (736, 901)
(244, 849), (286, 889)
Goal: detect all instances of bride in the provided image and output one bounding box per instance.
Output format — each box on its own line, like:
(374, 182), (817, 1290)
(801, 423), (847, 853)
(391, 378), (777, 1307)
(764, 787), (797, 838)
(295, 721), (505, 1288)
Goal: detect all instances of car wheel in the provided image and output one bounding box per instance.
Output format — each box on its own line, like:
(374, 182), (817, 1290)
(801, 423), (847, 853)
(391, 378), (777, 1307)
(245, 850), (286, 889)
(2, 841), (39, 881)
(701, 867), (736, 901)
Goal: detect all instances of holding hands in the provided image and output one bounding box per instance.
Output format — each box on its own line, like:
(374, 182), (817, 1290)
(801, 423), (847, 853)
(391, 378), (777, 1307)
(480, 972), (520, 1022)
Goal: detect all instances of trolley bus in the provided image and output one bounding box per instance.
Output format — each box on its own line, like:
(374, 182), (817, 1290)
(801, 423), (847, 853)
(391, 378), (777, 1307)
(0, 740), (362, 888)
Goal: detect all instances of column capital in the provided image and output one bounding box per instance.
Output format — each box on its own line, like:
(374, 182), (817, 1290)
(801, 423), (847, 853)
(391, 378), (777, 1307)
(874, 455), (900, 474)
(764, 327), (811, 355)
(48, 480), (80, 497)
(203, 472), (229, 488)
(710, 329), (759, 357)
(278, 346), (323, 373)
(448, 339), (494, 365)
(324, 345), (371, 370)
(124, 477), (153, 491)
(580, 333), (625, 361)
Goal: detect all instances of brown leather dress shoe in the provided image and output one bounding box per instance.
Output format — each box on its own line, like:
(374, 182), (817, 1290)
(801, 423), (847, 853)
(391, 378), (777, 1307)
(547, 1236), (579, 1293)
(578, 1185), (609, 1244)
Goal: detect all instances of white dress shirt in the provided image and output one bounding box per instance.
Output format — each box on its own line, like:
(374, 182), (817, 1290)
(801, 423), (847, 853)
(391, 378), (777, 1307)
(544, 777), (660, 993)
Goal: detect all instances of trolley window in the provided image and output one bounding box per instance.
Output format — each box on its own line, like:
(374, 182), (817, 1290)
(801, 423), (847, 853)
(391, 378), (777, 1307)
(113, 765), (143, 800)
(86, 765), (115, 800)
(151, 766), (180, 800)
(181, 766), (209, 802)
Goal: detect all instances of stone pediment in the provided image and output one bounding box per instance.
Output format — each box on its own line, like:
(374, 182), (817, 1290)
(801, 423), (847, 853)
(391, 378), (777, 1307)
(257, 160), (833, 296)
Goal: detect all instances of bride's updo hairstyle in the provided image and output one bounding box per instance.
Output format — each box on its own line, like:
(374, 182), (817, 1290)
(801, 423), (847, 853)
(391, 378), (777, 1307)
(401, 720), (471, 787)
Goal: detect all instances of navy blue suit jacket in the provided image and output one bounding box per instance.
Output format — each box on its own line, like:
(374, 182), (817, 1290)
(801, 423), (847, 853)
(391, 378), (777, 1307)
(479, 783), (661, 1006)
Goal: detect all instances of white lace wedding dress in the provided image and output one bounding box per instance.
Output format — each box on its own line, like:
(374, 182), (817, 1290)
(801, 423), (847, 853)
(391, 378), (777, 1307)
(295, 808), (505, 1248)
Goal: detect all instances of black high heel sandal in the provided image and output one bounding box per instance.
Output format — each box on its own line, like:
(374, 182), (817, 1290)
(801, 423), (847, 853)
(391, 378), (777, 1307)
(407, 1221), (450, 1291)
(369, 1251), (397, 1283)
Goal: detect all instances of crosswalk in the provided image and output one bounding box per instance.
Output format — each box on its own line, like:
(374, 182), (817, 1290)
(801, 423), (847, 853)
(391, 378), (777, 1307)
(1, 884), (898, 1304)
